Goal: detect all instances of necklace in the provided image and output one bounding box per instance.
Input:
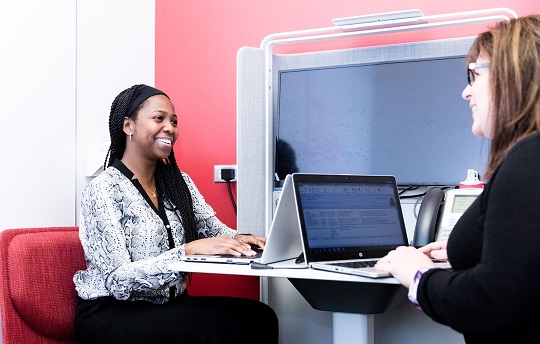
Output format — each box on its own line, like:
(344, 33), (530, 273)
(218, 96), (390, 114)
(141, 184), (157, 199)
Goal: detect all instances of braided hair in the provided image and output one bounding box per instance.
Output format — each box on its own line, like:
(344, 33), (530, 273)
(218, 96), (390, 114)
(104, 84), (198, 243)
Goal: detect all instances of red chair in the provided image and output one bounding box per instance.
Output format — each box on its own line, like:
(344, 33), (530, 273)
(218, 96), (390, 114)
(0, 227), (85, 343)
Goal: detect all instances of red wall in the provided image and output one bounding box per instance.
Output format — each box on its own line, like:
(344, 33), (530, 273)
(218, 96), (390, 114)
(155, 1), (540, 299)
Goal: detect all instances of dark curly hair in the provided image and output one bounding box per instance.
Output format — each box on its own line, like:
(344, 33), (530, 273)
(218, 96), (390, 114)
(104, 84), (198, 243)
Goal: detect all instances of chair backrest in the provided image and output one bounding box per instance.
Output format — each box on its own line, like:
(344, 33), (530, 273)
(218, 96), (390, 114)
(0, 227), (85, 344)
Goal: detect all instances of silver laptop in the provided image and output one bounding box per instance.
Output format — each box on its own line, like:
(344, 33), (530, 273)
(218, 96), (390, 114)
(181, 175), (305, 266)
(291, 173), (409, 278)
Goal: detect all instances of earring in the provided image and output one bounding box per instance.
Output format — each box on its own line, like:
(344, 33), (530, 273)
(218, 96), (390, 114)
(129, 134), (132, 141)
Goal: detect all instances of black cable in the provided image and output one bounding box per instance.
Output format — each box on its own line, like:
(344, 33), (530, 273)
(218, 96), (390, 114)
(220, 168), (237, 214)
(398, 185), (456, 199)
(398, 185), (420, 196)
(226, 180), (237, 214)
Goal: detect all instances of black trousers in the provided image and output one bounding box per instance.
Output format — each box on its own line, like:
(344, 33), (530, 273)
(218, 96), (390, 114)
(75, 294), (279, 344)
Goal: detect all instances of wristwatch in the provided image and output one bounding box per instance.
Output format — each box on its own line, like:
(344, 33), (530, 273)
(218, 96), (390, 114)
(408, 267), (432, 310)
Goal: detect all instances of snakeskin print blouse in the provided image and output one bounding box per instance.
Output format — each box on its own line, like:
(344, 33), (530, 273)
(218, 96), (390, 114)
(73, 160), (235, 304)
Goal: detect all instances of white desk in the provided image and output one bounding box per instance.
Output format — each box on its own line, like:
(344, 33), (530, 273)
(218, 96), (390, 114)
(169, 261), (403, 344)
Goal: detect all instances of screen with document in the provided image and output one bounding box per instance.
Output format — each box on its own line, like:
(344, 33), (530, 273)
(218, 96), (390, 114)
(297, 181), (404, 250)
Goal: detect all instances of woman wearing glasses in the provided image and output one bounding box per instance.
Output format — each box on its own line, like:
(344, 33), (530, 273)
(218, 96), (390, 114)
(376, 15), (540, 343)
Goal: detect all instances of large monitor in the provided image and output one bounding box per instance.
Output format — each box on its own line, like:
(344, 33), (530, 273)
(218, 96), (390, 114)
(272, 37), (489, 186)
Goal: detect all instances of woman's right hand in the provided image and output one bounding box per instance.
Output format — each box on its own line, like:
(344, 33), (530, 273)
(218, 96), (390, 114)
(418, 240), (448, 260)
(184, 236), (257, 257)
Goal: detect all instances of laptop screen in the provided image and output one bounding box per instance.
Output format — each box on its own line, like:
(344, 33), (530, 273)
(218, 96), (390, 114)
(292, 174), (408, 262)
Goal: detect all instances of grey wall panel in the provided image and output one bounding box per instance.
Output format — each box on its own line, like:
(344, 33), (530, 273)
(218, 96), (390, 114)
(237, 38), (469, 343)
(236, 47), (266, 236)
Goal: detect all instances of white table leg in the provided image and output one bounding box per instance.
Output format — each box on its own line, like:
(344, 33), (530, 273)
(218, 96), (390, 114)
(333, 312), (374, 344)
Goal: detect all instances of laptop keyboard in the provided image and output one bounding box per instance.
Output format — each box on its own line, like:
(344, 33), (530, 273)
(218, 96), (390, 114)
(328, 260), (378, 268)
(218, 247), (263, 259)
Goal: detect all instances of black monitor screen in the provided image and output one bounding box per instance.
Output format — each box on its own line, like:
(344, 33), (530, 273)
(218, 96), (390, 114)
(276, 57), (489, 185)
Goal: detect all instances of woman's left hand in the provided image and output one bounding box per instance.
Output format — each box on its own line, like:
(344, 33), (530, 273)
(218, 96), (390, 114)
(234, 233), (267, 250)
(375, 246), (435, 288)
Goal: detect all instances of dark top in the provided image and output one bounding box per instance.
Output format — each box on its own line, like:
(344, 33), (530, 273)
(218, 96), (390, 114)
(417, 133), (540, 344)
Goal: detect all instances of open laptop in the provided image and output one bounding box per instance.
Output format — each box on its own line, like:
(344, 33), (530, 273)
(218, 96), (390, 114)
(181, 175), (305, 267)
(291, 173), (409, 278)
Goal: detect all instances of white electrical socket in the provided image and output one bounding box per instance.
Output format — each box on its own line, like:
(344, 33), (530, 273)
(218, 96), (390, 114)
(214, 165), (237, 183)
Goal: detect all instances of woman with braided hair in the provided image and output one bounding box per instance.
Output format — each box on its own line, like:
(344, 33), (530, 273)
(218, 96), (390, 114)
(73, 84), (278, 343)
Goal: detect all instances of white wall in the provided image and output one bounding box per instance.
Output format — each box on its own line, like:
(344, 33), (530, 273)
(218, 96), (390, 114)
(0, 0), (154, 341)
(76, 0), (156, 222)
(0, 1), (76, 230)
(0, 0), (155, 232)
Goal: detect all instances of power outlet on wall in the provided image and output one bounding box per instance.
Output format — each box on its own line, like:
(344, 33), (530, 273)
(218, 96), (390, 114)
(214, 165), (237, 183)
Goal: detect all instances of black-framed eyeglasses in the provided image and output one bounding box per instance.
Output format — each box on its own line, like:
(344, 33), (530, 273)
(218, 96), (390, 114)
(467, 62), (490, 86)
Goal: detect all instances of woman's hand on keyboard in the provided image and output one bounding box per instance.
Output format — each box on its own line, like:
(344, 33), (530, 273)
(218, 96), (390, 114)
(418, 240), (448, 261)
(375, 246), (435, 288)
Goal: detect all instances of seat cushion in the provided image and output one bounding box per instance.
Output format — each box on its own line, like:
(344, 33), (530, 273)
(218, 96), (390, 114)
(7, 230), (85, 340)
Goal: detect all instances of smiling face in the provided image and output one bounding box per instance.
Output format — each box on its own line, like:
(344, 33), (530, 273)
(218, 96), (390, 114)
(462, 54), (494, 139)
(123, 94), (178, 162)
